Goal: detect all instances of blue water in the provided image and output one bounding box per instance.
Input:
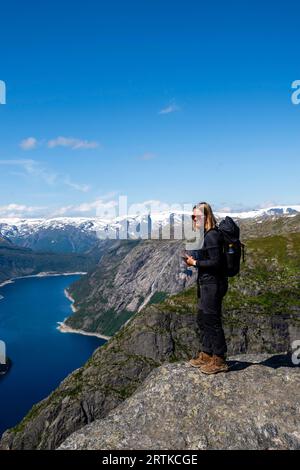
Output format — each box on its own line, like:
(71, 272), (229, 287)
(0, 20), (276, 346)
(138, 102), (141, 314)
(0, 275), (105, 437)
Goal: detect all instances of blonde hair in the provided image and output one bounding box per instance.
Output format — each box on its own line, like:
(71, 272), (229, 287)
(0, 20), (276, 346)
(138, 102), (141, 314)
(193, 201), (217, 232)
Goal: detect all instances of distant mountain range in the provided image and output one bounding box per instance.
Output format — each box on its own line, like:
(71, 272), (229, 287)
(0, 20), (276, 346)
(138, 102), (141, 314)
(0, 236), (99, 284)
(0, 204), (299, 253)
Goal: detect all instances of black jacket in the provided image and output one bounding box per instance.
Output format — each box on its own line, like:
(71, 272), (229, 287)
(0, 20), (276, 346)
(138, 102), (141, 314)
(195, 227), (227, 285)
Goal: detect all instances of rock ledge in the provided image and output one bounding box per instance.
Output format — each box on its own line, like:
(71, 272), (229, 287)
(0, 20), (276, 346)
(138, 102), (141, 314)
(59, 353), (300, 450)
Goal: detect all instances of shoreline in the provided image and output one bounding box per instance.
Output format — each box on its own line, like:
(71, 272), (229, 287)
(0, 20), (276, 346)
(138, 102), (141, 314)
(57, 320), (111, 341)
(63, 288), (78, 313)
(0, 279), (15, 288)
(59, 288), (112, 340)
(0, 271), (87, 289)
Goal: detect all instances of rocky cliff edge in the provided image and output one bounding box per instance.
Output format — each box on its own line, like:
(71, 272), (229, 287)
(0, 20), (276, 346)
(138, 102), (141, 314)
(58, 354), (300, 450)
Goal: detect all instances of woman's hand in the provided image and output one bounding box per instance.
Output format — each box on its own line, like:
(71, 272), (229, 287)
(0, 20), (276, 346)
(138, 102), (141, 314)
(183, 254), (197, 267)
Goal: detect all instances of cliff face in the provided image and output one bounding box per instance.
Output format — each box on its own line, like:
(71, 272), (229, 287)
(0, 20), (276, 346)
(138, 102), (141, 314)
(65, 239), (197, 335)
(1, 283), (299, 450)
(58, 354), (300, 450)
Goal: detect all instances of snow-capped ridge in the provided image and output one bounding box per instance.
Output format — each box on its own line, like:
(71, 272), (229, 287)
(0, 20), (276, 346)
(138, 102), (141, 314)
(0, 204), (299, 240)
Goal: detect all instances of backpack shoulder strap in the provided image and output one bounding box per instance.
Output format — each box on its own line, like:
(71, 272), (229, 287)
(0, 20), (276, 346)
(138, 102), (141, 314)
(201, 227), (224, 250)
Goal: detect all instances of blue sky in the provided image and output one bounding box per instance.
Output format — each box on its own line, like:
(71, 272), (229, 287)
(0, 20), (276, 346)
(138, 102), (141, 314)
(0, 0), (300, 218)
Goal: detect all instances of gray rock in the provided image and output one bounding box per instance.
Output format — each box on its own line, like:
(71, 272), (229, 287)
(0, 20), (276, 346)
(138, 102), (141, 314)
(58, 354), (300, 450)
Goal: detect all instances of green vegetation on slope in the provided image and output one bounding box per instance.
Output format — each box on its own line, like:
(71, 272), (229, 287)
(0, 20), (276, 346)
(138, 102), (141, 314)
(139, 232), (300, 324)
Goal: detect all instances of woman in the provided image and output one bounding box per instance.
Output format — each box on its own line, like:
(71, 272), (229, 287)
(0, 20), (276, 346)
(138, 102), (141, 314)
(184, 202), (229, 374)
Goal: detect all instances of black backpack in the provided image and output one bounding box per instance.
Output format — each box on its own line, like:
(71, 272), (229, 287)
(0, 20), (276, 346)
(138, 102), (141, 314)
(217, 216), (245, 277)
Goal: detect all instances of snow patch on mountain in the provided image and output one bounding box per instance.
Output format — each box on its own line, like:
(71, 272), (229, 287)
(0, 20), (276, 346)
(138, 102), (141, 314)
(0, 205), (299, 240)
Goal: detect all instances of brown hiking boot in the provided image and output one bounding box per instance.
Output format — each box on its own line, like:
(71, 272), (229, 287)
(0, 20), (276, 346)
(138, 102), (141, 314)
(188, 351), (212, 368)
(199, 354), (229, 374)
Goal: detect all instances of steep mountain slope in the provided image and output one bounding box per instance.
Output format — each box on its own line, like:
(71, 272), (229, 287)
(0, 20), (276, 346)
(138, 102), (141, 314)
(65, 239), (196, 336)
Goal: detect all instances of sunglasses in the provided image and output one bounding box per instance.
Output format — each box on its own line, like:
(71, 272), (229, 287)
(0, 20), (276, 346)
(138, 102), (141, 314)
(191, 213), (203, 221)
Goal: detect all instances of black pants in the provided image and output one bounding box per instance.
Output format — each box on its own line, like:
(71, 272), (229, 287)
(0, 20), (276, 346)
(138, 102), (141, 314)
(197, 278), (228, 356)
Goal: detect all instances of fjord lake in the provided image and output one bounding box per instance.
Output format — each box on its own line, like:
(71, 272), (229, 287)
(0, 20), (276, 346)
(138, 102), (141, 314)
(0, 274), (105, 437)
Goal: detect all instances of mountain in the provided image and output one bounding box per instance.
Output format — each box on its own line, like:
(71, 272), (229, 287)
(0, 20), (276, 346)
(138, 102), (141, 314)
(62, 226), (300, 337)
(0, 204), (299, 253)
(58, 354), (300, 450)
(216, 204), (300, 219)
(1, 243), (299, 448)
(0, 218), (100, 253)
(0, 237), (98, 284)
(238, 212), (300, 238)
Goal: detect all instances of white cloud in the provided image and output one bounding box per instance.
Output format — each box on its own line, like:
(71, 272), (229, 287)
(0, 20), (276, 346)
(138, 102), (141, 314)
(64, 176), (91, 193)
(47, 136), (100, 150)
(77, 199), (117, 213)
(0, 159), (57, 185)
(215, 206), (232, 213)
(19, 136), (100, 151)
(49, 205), (74, 217)
(158, 101), (180, 115)
(256, 200), (279, 209)
(20, 137), (38, 150)
(0, 159), (90, 192)
(0, 197), (173, 219)
(0, 203), (46, 218)
(49, 197), (119, 217)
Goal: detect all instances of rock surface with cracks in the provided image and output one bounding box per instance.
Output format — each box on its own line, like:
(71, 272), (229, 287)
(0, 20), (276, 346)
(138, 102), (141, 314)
(59, 354), (300, 450)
